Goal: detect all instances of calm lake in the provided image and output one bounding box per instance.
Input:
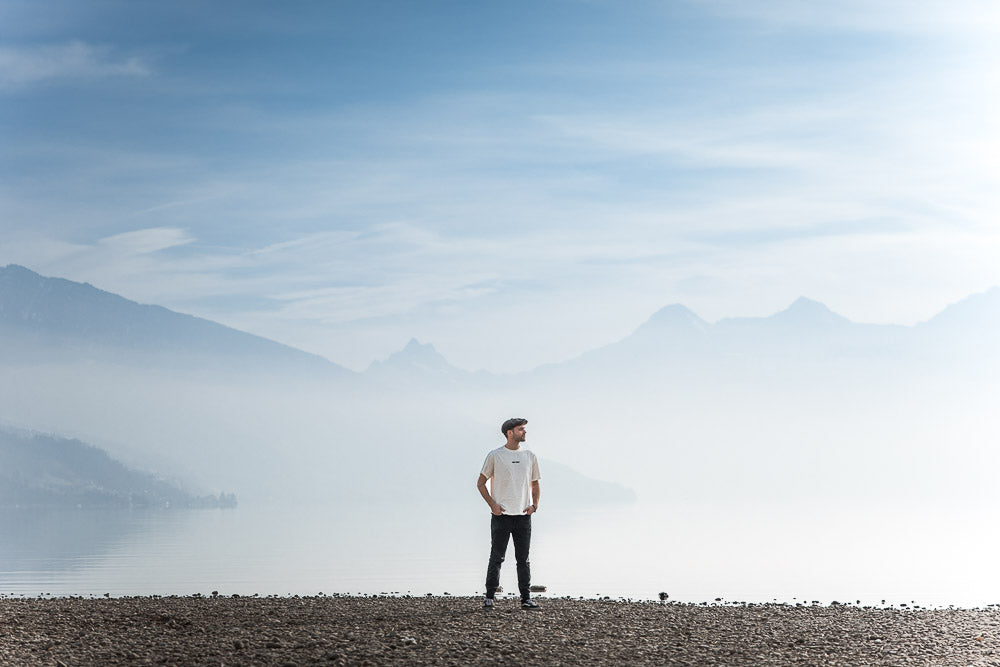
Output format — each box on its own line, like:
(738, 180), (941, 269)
(2, 502), (998, 608)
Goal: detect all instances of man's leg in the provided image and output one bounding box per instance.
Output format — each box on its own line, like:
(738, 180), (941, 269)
(485, 515), (511, 599)
(511, 515), (532, 601)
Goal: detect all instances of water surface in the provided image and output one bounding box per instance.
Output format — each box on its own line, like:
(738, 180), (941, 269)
(2, 503), (998, 608)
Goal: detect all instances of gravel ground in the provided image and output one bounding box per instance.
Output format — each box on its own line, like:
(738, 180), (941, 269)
(2, 595), (1000, 666)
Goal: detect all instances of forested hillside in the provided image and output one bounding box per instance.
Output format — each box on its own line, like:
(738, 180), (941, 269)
(0, 429), (236, 509)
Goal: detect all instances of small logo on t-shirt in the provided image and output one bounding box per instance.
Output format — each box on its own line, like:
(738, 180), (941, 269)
(512, 460), (521, 463)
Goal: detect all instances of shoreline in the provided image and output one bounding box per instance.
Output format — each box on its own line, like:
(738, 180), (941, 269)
(3, 595), (1000, 665)
(4, 590), (999, 611)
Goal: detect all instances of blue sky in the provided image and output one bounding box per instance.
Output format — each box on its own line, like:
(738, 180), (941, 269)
(2, 0), (999, 371)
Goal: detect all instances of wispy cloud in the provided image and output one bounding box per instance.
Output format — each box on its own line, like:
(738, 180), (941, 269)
(97, 228), (194, 255)
(0, 41), (149, 87)
(698, 0), (1000, 36)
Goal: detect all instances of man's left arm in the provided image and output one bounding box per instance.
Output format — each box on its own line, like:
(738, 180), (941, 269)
(524, 453), (541, 514)
(525, 479), (540, 514)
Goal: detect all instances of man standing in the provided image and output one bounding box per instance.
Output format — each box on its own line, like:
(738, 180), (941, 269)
(477, 417), (541, 609)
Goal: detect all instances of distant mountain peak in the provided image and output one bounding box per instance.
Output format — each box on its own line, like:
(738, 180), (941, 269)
(2, 263), (92, 289)
(403, 337), (430, 351)
(789, 295), (825, 309)
(771, 297), (850, 326)
(3, 263), (36, 276)
(634, 303), (709, 335)
(920, 285), (1000, 329)
(648, 303), (705, 324)
(367, 338), (460, 375)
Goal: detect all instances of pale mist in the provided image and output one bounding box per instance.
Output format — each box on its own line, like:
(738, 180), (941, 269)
(1, 267), (998, 606)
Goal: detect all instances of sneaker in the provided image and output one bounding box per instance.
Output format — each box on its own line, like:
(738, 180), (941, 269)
(520, 598), (540, 610)
(483, 597), (494, 609)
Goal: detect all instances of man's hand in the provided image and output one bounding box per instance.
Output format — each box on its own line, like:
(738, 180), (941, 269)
(523, 504), (536, 515)
(479, 474), (504, 515)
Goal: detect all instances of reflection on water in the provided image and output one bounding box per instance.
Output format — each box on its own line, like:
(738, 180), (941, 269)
(0, 507), (189, 595)
(0, 504), (488, 598)
(0, 508), (155, 575)
(2, 503), (999, 607)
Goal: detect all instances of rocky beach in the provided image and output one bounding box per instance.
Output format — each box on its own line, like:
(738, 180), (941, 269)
(2, 594), (1000, 666)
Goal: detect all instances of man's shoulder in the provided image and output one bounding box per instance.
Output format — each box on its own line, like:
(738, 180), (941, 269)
(483, 446), (508, 462)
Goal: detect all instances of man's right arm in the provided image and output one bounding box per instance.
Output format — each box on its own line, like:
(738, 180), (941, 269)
(477, 474), (503, 515)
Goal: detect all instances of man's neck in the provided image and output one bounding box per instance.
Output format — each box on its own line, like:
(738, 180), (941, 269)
(504, 441), (520, 450)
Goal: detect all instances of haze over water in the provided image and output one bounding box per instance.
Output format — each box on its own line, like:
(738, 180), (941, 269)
(5, 502), (1000, 609)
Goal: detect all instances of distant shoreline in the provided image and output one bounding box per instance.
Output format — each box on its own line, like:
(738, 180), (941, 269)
(2, 595), (999, 665)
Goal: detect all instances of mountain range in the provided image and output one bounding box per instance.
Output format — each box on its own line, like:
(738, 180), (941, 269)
(3, 263), (997, 380)
(1, 263), (997, 509)
(0, 264), (350, 376)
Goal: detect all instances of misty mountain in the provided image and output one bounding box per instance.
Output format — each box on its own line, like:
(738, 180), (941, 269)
(496, 287), (999, 506)
(0, 427), (236, 509)
(364, 338), (482, 388)
(613, 303), (712, 354)
(918, 286), (1000, 348)
(536, 288), (1000, 383)
(1, 264), (997, 509)
(0, 264), (352, 376)
(368, 338), (454, 373)
(0, 267), (640, 506)
(7, 261), (995, 385)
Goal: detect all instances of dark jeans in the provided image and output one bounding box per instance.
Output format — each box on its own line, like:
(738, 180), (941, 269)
(485, 514), (531, 601)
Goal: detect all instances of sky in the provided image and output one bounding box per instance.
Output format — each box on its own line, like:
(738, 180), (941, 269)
(2, 0), (999, 372)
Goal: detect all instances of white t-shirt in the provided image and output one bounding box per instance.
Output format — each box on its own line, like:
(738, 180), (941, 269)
(480, 446), (541, 516)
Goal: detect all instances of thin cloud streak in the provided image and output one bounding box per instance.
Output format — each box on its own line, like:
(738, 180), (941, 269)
(699, 0), (1000, 36)
(0, 41), (149, 86)
(97, 228), (194, 255)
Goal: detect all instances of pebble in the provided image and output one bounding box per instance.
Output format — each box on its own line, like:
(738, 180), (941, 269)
(1, 595), (999, 665)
